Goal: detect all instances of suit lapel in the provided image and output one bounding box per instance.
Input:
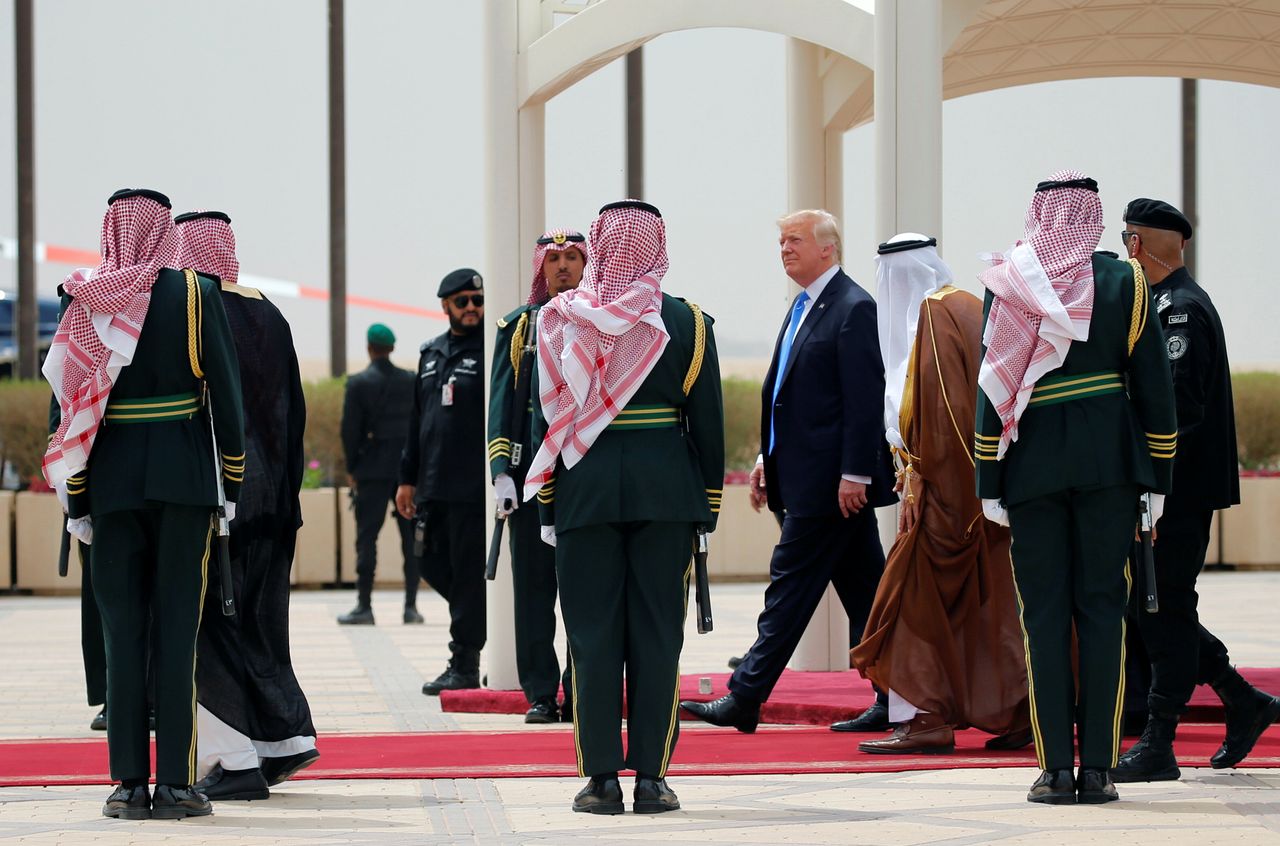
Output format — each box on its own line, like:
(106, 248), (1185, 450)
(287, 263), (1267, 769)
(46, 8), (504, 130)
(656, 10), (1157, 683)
(777, 271), (843, 392)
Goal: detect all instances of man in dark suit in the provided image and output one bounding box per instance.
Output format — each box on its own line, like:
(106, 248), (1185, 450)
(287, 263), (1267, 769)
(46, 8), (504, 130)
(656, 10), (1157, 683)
(682, 209), (894, 733)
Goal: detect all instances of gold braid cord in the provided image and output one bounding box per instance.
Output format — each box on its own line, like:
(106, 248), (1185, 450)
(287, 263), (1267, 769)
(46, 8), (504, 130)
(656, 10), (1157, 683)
(183, 269), (205, 379)
(510, 312), (528, 378)
(682, 302), (706, 396)
(1126, 258), (1148, 357)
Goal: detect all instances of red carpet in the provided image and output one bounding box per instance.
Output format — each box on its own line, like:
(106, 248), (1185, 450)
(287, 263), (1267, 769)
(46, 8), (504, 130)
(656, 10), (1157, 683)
(442, 667), (1280, 725)
(2, 723), (1278, 786)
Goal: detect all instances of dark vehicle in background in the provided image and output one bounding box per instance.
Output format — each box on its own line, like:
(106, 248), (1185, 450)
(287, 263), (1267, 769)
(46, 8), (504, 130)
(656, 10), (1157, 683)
(0, 290), (60, 379)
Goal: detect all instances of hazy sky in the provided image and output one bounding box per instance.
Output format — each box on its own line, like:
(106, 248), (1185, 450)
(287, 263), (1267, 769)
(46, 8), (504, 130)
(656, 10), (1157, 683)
(1, 2), (1277, 372)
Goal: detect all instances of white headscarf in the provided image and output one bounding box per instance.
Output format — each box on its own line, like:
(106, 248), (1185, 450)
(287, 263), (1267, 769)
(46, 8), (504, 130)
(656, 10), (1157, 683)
(875, 233), (953, 451)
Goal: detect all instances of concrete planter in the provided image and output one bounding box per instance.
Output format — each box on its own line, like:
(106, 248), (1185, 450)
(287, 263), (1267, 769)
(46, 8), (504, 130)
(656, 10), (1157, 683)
(293, 487), (339, 586)
(0, 491), (12, 590)
(13, 491), (74, 593)
(338, 486), (415, 587)
(1221, 477), (1280, 568)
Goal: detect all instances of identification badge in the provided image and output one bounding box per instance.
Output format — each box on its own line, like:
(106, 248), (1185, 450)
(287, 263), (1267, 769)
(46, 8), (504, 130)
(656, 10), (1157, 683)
(1167, 313), (1188, 324)
(441, 379), (455, 407)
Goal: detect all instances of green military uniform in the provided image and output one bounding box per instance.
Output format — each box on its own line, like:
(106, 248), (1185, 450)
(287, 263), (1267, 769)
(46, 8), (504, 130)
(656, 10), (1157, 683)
(537, 294), (724, 778)
(489, 303), (570, 708)
(975, 253), (1176, 772)
(70, 267), (245, 788)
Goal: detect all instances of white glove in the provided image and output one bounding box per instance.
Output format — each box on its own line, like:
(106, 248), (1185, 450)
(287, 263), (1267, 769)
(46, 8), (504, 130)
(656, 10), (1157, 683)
(540, 525), (557, 547)
(1149, 493), (1165, 527)
(493, 474), (519, 517)
(67, 516), (93, 545)
(982, 498), (1010, 527)
(224, 501), (237, 523)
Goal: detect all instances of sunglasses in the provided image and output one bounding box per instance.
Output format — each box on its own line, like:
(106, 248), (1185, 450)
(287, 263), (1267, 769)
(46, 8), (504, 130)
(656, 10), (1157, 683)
(450, 294), (484, 308)
(1121, 230), (1139, 245)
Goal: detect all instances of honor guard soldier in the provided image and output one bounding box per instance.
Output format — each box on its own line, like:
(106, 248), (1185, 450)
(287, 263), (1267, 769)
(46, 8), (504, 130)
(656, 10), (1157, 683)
(1112, 199), (1278, 782)
(522, 201), (725, 815)
(397, 268), (488, 694)
(488, 228), (586, 723)
(974, 172), (1177, 805)
(339, 323), (419, 625)
(42, 189), (245, 820)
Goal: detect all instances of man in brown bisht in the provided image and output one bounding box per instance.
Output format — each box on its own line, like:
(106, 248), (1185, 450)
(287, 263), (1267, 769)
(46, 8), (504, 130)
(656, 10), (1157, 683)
(851, 233), (1029, 754)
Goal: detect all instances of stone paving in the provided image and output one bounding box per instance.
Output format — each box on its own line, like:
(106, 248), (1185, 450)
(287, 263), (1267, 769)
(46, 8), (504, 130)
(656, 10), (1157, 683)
(1, 572), (1278, 844)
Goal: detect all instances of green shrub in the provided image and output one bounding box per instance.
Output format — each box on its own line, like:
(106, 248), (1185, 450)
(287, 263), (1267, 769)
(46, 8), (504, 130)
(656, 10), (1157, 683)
(0, 379), (53, 488)
(301, 377), (347, 488)
(723, 376), (762, 473)
(1234, 371), (1280, 471)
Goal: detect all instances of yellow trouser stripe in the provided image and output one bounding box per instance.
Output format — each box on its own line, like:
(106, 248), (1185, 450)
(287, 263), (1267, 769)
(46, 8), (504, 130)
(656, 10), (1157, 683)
(1010, 553), (1046, 770)
(188, 521), (214, 783)
(659, 559), (694, 777)
(1111, 559), (1133, 767)
(569, 648), (584, 777)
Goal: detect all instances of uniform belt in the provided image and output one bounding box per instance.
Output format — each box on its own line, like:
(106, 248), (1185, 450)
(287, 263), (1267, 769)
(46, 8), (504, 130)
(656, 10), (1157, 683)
(606, 404), (680, 431)
(104, 391), (202, 423)
(1028, 371), (1125, 407)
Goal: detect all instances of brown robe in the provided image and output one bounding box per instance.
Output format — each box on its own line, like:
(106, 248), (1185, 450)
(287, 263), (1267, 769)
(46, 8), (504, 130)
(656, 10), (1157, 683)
(851, 287), (1028, 734)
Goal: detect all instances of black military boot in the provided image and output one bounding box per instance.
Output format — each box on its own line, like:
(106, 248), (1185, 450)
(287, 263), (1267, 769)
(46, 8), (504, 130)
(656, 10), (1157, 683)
(421, 649), (481, 695)
(1111, 709), (1180, 782)
(337, 604), (374, 625)
(1210, 666), (1280, 769)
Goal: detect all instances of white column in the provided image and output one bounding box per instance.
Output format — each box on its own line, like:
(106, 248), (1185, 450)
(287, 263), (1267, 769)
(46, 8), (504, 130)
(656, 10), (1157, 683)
(481, 0), (526, 691)
(874, 0), (943, 243)
(785, 39), (851, 672)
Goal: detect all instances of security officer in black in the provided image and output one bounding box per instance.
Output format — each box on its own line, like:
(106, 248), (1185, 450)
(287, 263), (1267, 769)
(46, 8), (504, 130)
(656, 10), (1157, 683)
(338, 323), (419, 625)
(1113, 199), (1278, 782)
(397, 268), (487, 694)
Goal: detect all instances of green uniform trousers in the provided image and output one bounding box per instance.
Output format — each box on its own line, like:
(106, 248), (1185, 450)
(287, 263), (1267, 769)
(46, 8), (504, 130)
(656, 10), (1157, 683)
(92, 503), (212, 785)
(1008, 484), (1138, 771)
(557, 521), (693, 778)
(508, 501), (570, 704)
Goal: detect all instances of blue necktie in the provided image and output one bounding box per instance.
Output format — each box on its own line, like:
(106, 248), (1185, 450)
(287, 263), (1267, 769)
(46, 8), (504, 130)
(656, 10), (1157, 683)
(769, 290), (809, 453)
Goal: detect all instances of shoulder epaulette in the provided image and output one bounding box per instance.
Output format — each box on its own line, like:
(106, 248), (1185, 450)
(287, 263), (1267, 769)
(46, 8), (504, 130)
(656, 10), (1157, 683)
(497, 304), (531, 329)
(682, 300), (706, 396)
(1126, 258), (1148, 357)
(221, 281), (263, 300)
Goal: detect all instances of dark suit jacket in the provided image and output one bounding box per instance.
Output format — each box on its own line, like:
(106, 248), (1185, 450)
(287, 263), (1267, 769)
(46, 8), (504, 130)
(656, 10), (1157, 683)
(760, 268), (895, 517)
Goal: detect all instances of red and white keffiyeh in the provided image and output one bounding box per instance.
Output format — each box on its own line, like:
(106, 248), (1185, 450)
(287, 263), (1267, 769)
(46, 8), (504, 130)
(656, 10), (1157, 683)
(42, 193), (179, 491)
(528, 228), (587, 305)
(175, 212), (239, 284)
(522, 204), (670, 501)
(977, 169), (1102, 458)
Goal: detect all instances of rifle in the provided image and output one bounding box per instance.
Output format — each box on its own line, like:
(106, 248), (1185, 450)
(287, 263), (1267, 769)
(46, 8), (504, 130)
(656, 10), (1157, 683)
(694, 527), (713, 633)
(205, 392), (236, 617)
(486, 308), (541, 581)
(1138, 493), (1158, 613)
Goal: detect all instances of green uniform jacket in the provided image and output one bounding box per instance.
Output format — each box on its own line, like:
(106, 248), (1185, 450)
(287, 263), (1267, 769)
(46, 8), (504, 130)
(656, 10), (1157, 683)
(975, 254), (1176, 506)
(57, 268), (245, 519)
(488, 303), (539, 485)
(534, 295), (725, 532)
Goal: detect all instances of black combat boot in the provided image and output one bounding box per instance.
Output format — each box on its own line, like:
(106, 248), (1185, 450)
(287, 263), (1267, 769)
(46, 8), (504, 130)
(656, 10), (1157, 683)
(421, 648), (481, 695)
(1210, 666), (1280, 769)
(1111, 709), (1180, 782)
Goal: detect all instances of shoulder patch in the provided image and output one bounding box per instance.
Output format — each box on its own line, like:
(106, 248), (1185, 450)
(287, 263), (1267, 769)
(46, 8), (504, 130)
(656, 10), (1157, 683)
(1166, 334), (1188, 360)
(1155, 291), (1172, 313)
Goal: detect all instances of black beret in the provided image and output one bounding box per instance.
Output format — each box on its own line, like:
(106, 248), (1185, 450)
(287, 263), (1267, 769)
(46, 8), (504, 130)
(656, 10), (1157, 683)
(174, 210), (231, 225)
(108, 188), (171, 208)
(438, 268), (484, 298)
(877, 236), (937, 255)
(599, 199), (662, 218)
(1124, 198), (1192, 240)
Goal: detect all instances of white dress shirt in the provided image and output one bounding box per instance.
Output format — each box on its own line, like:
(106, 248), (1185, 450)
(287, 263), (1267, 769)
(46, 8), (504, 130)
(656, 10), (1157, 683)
(759, 264), (871, 486)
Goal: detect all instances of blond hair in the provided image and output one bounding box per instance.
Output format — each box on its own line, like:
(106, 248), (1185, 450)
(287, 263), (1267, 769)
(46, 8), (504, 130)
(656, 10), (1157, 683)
(777, 209), (842, 263)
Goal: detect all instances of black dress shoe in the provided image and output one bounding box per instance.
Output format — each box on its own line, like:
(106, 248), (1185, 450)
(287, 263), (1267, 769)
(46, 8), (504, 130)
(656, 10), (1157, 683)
(102, 784), (150, 820)
(572, 776), (624, 815)
(422, 659), (481, 695)
(525, 698), (559, 724)
(680, 692), (759, 733)
(831, 701), (890, 732)
(1027, 768), (1076, 805)
(259, 748), (321, 786)
(403, 606), (424, 624)
(985, 726), (1035, 751)
(633, 776), (680, 813)
(1077, 767), (1119, 804)
(338, 605), (375, 625)
(90, 708), (107, 731)
(193, 765), (269, 800)
(150, 785), (213, 819)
